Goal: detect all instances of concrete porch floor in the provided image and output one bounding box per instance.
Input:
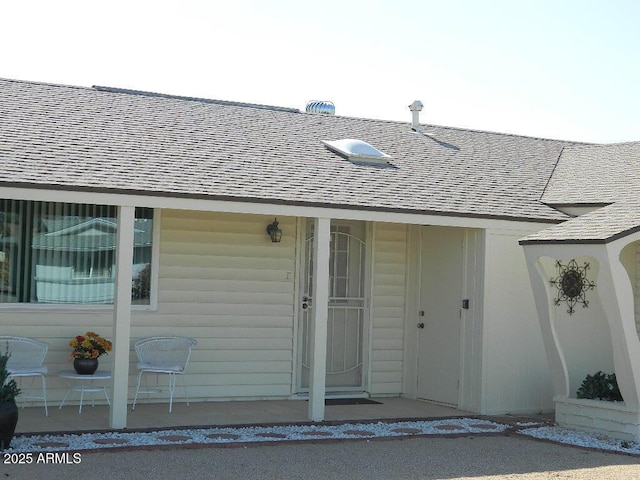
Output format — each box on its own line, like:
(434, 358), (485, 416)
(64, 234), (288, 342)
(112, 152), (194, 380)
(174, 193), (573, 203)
(15, 397), (472, 434)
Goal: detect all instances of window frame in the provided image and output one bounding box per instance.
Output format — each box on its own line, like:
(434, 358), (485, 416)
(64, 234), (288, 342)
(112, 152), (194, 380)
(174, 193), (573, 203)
(0, 203), (160, 311)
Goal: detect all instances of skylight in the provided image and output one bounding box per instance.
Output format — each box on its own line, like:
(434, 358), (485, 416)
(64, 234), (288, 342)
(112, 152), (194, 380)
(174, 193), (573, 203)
(322, 139), (391, 165)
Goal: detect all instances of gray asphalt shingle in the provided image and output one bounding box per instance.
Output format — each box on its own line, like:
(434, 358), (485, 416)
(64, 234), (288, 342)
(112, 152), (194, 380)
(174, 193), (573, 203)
(520, 200), (640, 244)
(0, 78), (573, 223)
(542, 142), (640, 206)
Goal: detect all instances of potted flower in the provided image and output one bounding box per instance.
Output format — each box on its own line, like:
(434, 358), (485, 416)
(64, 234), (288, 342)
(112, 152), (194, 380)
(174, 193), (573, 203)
(0, 349), (20, 450)
(69, 332), (113, 375)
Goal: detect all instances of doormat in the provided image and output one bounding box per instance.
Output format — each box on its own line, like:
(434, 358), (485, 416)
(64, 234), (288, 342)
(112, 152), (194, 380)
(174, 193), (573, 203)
(324, 398), (383, 406)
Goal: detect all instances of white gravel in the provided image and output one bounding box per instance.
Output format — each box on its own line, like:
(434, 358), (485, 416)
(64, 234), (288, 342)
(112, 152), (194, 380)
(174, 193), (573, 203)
(519, 425), (640, 455)
(5, 417), (640, 457)
(7, 418), (506, 452)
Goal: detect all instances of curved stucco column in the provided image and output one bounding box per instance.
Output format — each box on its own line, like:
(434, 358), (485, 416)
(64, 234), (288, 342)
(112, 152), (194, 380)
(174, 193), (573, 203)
(523, 247), (570, 398)
(600, 241), (640, 407)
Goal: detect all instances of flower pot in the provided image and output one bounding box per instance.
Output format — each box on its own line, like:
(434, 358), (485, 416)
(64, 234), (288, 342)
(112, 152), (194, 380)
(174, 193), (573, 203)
(0, 401), (18, 450)
(73, 358), (99, 375)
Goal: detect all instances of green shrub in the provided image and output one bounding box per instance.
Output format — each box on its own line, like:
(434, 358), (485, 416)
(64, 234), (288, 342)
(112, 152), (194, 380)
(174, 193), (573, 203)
(0, 352), (20, 403)
(576, 371), (622, 402)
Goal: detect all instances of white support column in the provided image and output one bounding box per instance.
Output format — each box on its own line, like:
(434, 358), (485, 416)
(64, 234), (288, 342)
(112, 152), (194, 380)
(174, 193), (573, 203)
(523, 247), (570, 398)
(308, 217), (330, 422)
(110, 205), (135, 429)
(601, 242), (640, 407)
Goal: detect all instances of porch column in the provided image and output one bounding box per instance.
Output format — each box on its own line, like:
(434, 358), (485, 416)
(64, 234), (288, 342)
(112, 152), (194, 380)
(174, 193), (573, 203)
(599, 242), (640, 407)
(308, 217), (330, 422)
(110, 205), (135, 429)
(523, 246), (571, 397)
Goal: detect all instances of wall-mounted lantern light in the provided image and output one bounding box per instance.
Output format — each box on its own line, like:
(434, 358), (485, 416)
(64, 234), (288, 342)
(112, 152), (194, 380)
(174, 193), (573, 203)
(266, 218), (282, 243)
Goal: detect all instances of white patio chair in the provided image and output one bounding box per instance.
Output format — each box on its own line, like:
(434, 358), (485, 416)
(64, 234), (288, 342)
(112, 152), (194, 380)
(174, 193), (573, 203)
(132, 336), (197, 413)
(0, 336), (49, 416)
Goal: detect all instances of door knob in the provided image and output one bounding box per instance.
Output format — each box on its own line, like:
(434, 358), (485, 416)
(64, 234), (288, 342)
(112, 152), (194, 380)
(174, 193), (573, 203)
(417, 323), (425, 329)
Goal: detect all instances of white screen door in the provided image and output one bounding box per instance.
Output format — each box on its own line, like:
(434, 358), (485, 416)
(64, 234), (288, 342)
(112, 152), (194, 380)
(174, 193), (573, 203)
(299, 222), (367, 391)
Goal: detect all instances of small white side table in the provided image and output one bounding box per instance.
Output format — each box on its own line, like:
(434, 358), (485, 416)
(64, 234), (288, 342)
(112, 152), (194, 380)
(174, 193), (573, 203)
(58, 370), (112, 414)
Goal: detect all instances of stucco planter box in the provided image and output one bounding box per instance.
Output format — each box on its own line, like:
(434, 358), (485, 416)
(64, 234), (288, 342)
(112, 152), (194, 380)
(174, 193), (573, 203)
(554, 396), (640, 442)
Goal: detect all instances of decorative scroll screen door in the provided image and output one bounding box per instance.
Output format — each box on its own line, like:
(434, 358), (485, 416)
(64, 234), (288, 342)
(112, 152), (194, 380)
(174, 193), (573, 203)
(299, 222), (367, 391)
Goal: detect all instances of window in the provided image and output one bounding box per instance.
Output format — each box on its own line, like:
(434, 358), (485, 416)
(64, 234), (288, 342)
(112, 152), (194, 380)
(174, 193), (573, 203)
(0, 200), (153, 305)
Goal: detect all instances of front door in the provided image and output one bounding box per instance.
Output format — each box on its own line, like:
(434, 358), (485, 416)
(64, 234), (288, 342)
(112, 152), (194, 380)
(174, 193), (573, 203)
(417, 226), (464, 405)
(298, 221), (367, 391)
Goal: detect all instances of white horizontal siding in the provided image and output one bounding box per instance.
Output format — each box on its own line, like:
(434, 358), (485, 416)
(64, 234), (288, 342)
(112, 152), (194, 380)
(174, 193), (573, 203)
(1, 314), (121, 404)
(369, 223), (407, 395)
(145, 210), (297, 400)
(2, 214), (413, 407)
(1, 210), (298, 406)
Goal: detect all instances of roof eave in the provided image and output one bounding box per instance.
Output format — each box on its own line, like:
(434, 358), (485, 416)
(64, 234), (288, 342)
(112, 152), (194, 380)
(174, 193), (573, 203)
(0, 181), (566, 225)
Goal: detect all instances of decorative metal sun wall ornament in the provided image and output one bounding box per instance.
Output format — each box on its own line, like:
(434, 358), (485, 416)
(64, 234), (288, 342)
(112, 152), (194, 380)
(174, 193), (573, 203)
(549, 259), (596, 315)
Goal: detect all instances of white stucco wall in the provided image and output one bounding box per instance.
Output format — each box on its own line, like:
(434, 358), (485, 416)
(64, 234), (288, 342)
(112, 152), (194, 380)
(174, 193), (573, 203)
(537, 255), (614, 398)
(482, 228), (554, 414)
(629, 241), (640, 336)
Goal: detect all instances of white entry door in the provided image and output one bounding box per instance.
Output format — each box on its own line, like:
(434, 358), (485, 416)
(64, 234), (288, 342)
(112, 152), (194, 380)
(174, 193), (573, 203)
(417, 226), (464, 405)
(298, 221), (367, 391)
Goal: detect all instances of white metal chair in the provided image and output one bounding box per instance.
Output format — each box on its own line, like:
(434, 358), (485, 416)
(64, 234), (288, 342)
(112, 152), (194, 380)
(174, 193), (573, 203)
(0, 336), (49, 416)
(132, 336), (197, 413)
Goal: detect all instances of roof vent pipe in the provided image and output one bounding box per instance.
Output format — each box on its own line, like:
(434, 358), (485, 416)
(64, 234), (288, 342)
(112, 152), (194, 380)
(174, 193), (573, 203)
(306, 101), (335, 115)
(409, 100), (423, 130)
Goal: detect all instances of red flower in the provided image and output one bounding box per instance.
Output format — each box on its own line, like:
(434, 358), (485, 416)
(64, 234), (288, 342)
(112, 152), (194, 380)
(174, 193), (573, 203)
(76, 336), (85, 342)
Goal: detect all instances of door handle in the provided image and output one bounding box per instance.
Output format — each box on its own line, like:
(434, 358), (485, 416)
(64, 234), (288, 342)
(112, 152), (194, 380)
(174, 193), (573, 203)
(417, 323), (425, 329)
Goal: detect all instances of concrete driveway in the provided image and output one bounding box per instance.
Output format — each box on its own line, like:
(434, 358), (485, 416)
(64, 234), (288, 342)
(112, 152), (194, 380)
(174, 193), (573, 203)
(3, 435), (639, 479)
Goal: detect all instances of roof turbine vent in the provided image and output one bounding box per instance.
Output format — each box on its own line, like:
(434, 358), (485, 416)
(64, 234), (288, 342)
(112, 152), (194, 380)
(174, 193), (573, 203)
(409, 100), (423, 130)
(306, 100), (335, 115)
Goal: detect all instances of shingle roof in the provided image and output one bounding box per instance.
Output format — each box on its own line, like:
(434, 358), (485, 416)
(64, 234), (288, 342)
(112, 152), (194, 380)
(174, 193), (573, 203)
(542, 142), (640, 206)
(521, 142), (640, 244)
(0, 78), (575, 222)
(520, 200), (640, 244)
